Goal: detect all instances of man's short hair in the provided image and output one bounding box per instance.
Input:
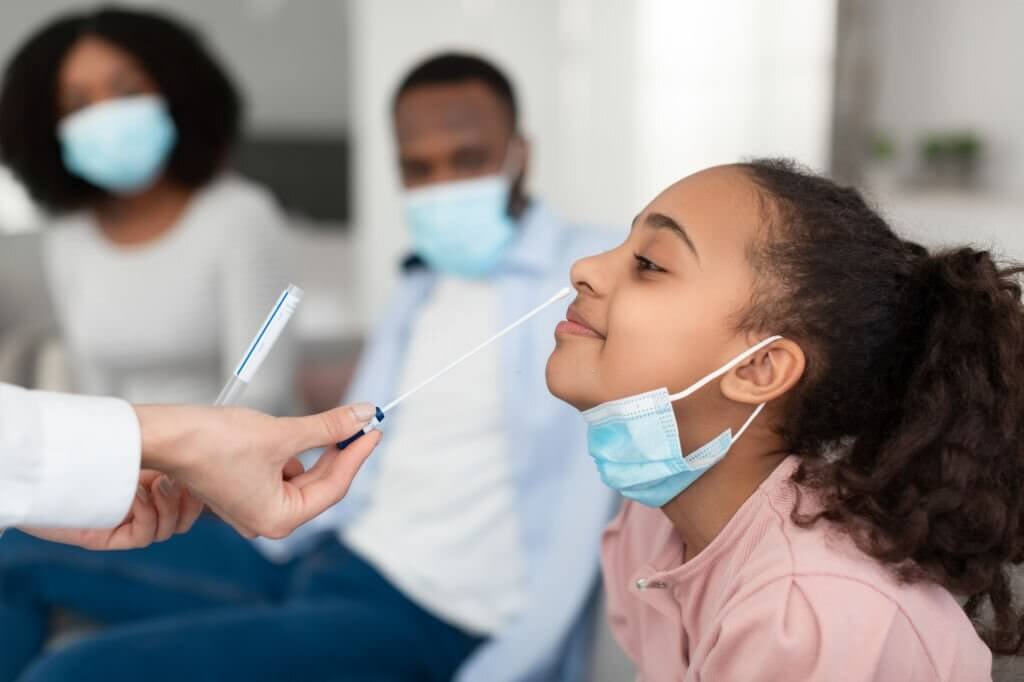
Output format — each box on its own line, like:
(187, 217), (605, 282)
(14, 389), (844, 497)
(392, 52), (517, 128)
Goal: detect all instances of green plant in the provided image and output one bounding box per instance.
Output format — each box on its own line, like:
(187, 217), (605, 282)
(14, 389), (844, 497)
(868, 131), (896, 162)
(918, 130), (984, 173)
(949, 131), (982, 162)
(920, 134), (949, 165)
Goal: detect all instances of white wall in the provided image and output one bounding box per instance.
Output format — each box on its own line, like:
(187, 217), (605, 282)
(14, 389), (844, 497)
(634, 0), (837, 194)
(871, 0), (1024, 194)
(349, 0), (836, 326)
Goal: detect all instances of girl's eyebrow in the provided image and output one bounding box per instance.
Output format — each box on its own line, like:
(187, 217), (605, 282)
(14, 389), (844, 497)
(631, 212), (700, 262)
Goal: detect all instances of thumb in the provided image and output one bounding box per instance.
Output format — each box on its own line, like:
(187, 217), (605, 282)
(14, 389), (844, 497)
(288, 402), (378, 450)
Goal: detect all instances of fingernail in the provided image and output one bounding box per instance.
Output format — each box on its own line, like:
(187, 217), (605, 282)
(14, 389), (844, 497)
(350, 402), (376, 422)
(159, 478), (177, 496)
(136, 485), (150, 503)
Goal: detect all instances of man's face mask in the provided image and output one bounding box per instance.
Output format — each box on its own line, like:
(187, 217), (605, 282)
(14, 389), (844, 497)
(58, 94), (177, 194)
(403, 142), (521, 279)
(582, 336), (782, 508)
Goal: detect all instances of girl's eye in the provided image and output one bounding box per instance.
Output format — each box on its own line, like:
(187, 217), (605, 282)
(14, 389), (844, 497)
(634, 253), (666, 273)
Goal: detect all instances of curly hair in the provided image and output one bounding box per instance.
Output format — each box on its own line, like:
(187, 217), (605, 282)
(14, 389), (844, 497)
(738, 158), (1024, 654)
(0, 6), (241, 211)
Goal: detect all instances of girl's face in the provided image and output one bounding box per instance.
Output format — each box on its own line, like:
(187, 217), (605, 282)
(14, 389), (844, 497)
(547, 166), (766, 416)
(57, 36), (159, 118)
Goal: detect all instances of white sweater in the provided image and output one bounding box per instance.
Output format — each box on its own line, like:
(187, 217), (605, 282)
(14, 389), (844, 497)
(43, 175), (296, 414)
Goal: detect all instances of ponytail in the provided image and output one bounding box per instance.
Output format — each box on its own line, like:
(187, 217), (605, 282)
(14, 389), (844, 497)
(813, 248), (1024, 652)
(741, 158), (1024, 654)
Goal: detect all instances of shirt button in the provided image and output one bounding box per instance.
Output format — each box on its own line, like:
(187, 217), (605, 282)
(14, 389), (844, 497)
(635, 577), (668, 591)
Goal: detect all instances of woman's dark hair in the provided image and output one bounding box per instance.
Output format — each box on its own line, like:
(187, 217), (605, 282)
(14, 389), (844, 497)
(0, 6), (241, 211)
(738, 158), (1024, 654)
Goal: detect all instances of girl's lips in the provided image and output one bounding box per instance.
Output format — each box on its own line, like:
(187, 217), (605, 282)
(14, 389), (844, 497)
(555, 320), (603, 339)
(557, 307), (605, 339)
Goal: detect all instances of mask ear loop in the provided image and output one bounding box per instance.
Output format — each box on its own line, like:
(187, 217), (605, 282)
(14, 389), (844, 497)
(500, 136), (526, 182)
(669, 335), (781, 445)
(668, 335), (783, 401)
(733, 402), (766, 442)
(673, 336), (782, 468)
(493, 137), (525, 220)
(683, 401), (767, 469)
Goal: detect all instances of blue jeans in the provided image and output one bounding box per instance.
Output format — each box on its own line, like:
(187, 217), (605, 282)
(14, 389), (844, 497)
(0, 518), (484, 681)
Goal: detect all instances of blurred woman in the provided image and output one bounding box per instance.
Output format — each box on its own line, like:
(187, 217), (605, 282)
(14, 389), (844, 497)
(0, 7), (295, 413)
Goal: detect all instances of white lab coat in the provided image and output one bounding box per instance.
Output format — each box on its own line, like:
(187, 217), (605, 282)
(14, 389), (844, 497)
(0, 382), (139, 528)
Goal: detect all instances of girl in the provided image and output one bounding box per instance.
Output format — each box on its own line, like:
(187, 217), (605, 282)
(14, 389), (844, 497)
(547, 159), (1021, 680)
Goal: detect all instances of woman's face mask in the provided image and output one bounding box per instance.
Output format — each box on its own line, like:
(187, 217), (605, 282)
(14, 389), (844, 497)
(58, 94), (177, 194)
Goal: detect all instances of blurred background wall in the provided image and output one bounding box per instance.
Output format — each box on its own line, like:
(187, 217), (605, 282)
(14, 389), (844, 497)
(0, 0), (838, 332)
(0, 0), (1021, 400)
(871, 0), (1024, 195)
(834, 0), (1024, 275)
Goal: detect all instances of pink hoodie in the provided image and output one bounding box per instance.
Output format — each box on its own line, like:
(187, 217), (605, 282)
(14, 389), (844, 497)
(601, 457), (992, 681)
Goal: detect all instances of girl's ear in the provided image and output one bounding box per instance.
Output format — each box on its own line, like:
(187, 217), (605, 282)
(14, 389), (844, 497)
(720, 338), (805, 405)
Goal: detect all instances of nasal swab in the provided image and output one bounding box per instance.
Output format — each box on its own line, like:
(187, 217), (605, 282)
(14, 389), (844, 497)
(383, 286), (572, 412)
(337, 287), (572, 449)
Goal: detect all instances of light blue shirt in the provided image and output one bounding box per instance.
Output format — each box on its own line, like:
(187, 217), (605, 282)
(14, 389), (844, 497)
(264, 203), (621, 681)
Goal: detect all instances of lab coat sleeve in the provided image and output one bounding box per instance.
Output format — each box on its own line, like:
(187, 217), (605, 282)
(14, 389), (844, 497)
(0, 383), (140, 529)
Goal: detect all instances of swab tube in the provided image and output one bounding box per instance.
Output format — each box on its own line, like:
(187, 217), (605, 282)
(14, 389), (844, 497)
(215, 284), (303, 406)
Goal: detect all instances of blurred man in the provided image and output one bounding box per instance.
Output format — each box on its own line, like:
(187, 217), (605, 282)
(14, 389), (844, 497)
(263, 53), (619, 681)
(2, 53), (616, 682)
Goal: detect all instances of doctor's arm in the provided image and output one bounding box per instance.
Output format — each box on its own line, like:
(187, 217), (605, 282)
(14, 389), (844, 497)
(1, 383), (381, 547)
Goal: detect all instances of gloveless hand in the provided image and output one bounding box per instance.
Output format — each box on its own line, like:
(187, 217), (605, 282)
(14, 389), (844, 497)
(22, 469), (203, 549)
(135, 402), (381, 539)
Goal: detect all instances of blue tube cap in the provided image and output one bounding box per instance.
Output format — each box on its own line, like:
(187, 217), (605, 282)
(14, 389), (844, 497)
(336, 406), (385, 450)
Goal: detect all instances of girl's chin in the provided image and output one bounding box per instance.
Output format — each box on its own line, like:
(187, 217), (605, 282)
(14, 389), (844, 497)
(545, 356), (597, 412)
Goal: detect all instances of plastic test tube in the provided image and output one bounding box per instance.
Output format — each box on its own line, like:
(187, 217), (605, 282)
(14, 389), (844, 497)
(215, 284), (303, 406)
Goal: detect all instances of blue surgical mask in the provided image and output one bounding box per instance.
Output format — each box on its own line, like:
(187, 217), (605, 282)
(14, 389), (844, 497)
(403, 155), (519, 278)
(582, 335), (782, 508)
(58, 95), (177, 194)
